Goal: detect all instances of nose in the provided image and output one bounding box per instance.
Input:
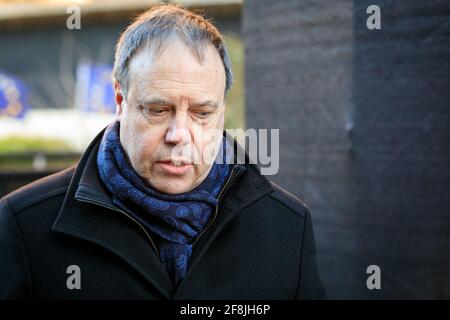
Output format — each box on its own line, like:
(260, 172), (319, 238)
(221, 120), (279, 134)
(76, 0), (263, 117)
(165, 113), (191, 145)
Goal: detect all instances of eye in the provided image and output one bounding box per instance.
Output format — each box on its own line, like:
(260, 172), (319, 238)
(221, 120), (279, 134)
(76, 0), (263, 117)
(140, 105), (169, 118)
(192, 110), (213, 119)
(150, 109), (168, 115)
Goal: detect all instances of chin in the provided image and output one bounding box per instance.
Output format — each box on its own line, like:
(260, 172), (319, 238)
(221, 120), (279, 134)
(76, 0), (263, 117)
(162, 186), (191, 195)
(151, 179), (192, 195)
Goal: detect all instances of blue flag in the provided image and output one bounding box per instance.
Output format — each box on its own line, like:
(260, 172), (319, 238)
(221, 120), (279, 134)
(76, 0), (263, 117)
(75, 62), (115, 113)
(0, 72), (31, 118)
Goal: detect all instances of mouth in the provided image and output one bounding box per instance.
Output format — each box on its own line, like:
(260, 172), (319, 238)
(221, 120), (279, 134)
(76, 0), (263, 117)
(157, 159), (193, 175)
(158, 159), (192, 166)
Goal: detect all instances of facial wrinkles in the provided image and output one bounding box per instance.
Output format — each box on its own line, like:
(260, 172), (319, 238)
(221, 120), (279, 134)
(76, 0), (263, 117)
(118, 41), (226, 193)
(129, 41), (224, 100)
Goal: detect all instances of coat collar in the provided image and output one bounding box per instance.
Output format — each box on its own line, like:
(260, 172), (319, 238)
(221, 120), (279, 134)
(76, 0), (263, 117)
(52, 125), (274, 298)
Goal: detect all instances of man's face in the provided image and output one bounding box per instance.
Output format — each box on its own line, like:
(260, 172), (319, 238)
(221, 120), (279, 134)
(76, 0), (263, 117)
(115, 41), (226, 194)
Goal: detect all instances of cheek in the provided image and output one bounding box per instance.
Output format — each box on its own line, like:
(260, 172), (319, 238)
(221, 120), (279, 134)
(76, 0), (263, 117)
(133, 134), (161, 164)
(121, 120), (161, 170)
(192, 110), (224, 140)
(192, 125), (223, 164)
(127, 136), (161, 177)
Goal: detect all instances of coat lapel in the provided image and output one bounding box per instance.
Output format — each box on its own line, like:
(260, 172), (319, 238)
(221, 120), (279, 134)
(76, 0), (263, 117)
(173, 138), (274, 298)
(51, 128), (174, 298)
(51, 126), (274, 299)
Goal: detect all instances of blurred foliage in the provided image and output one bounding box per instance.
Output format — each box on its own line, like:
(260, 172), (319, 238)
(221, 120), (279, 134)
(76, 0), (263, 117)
(0, 156), (79, 172)
(0, 135), (73, 154)
(223, 33), (245, 130)
(0, 135), (78, 171)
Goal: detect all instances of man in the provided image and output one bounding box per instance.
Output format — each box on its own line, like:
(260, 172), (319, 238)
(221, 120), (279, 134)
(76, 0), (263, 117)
(0, 5), (326, 299)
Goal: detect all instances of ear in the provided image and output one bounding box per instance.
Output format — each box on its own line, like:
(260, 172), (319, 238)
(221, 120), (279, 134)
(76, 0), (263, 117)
(114, 80), (124, 122)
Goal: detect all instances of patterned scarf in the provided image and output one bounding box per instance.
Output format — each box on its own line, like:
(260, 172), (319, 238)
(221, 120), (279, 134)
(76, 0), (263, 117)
(97, 121), (232, 286)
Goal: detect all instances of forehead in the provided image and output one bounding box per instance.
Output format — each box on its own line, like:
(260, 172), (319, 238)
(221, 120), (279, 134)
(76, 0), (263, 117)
(127, 40), (226, 101)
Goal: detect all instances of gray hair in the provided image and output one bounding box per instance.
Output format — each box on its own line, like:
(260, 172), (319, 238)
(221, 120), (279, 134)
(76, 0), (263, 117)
(113, 4), (233, 98)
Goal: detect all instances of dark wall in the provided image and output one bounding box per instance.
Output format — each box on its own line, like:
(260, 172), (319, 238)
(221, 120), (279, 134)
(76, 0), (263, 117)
(352, 0), (450, 299)
(243, 0), (450, 299)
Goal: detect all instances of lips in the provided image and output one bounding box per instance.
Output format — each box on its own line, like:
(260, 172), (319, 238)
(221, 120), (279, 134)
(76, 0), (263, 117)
(158, 159), (192, 166)
(157, 159), (193, 175)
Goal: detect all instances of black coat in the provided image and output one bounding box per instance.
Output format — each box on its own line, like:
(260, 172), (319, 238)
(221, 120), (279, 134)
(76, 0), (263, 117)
(0, 129), (326, 300)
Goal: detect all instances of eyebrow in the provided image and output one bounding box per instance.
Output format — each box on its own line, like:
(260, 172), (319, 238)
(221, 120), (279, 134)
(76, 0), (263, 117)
(139, 98), (218, 109)
(139, 98), (174, 107)
(191, 100), (219, 109)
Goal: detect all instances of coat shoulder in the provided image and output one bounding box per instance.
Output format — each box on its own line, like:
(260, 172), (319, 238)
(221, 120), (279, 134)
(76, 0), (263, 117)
(1, 166), (75, 215)
(266, 182), (310, 220)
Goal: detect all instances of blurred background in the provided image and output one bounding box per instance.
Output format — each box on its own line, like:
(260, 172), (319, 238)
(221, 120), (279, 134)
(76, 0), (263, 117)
(0, 0), (244, 194)
(1, 0), (449, 299)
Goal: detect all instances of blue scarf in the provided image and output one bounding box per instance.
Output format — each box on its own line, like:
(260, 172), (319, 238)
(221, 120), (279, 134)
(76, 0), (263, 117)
(97, 121), (232, 286)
